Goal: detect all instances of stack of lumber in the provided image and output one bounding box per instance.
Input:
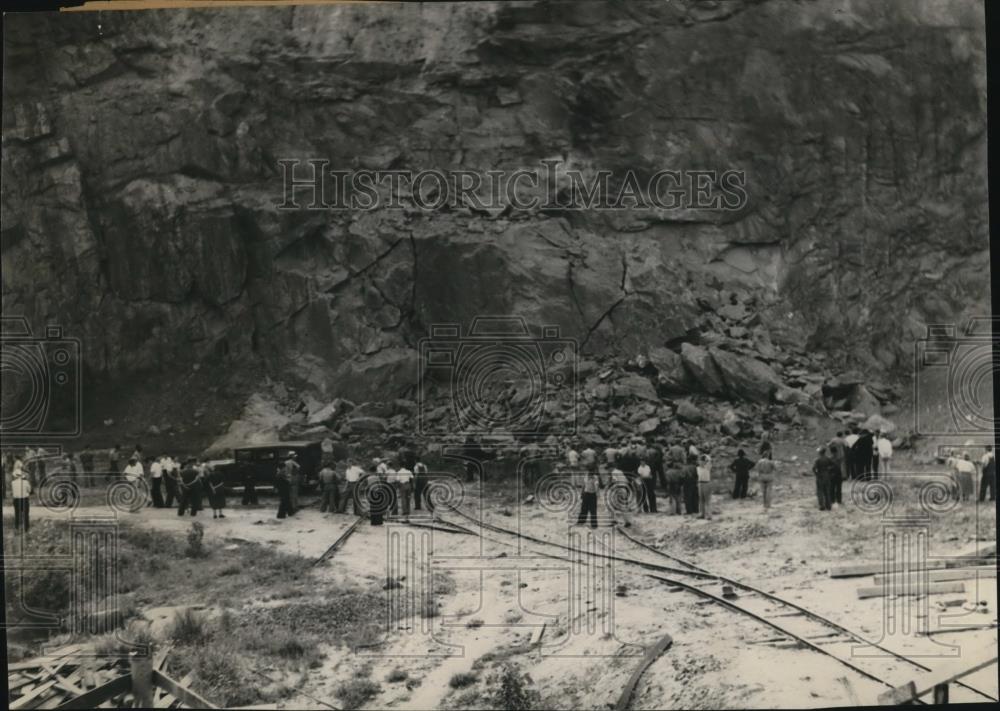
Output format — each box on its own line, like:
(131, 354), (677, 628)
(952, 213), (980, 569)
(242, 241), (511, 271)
(7, 643), (213, 709)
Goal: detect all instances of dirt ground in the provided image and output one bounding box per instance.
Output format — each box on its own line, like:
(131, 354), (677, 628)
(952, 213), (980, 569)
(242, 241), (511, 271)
(5, 438), (998, 710)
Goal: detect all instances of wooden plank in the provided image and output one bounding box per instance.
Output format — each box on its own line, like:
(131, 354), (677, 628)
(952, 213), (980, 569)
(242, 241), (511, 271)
(11, 680), (57, 710)
(872, 567), (997, 585)
(857, 581), (965, 600)
(152, 670), (218, 709)
(832, 560), (950, 578)
(919, 624), (998, 637)
(877, 653), (998, 704)
(54, 674), (130, 710)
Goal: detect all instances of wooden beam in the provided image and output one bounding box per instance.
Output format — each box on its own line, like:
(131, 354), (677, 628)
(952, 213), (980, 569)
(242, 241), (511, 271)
(831, 557), (995, 578)
(55, 674), (131, 710)
(856, 581), (965, 600)
(877, 653), (998, 705)
(152, 669), (218, 709)
(872, 567), (997, 585)
(10, 680), (57, 710)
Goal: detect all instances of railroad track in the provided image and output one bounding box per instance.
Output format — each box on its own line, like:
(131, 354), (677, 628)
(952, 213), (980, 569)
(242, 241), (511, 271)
(436, 506), (998, 705)
(312, 516), (363, 566)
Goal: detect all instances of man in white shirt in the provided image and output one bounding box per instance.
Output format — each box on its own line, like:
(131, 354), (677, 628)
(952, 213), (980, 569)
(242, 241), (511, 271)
(123, 456), (144, 484)
(395, 466), (413, 517)
(341, 460), (365, 514)
(150, 457), (164, 508)
(637, 460), (656, 513)
(413, 461), (428, 511)
(696, 454), (713, 520)
(566, 447), (580, 469)
(876, 434), (893, 475)
(948, 454), (977, 502)
(979, 445), (996, 502)
(12, 467), (31, 533)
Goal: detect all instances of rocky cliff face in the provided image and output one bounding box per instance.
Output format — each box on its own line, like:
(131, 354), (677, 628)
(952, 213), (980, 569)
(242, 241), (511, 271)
(1, 1), (988, 435)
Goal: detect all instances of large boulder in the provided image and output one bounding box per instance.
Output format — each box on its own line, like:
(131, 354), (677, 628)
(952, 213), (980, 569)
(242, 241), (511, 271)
(709, 348), (784, 404)
(676, 399), (704, 423)
(648, 346), (694, 392)
(610, 373), (660, 403)
(681, 343), (725, 395)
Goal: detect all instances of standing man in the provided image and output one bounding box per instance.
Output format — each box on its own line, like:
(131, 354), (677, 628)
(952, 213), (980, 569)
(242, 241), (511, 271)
(176, 459), (197, 516)
(827, 432), (848, 504)
(566, 444), (579, 470)
(108, 444), (122, 482)
(979, 445), (996, 502)
(241, 459), (257, 506)
(637, 457), (657, 513)
(318, 461), (339, 514)
(150, 456), (165, 508)
(696, 454), (713, 521)
(852, 430), (875, 480)
(12, 465), (31, 533)
(396, 464), (413, 518)
(682, 454), (700, 515)
(754, 451), (776, 510)
(413, 459), (428, 511)
(813, 446), (836, 512)
(729, 449), (754, 500)
(286, 453), (302, 514)
(123, 455), (144, 509)
(163, 456), (179, 509)
(341, 459), (365, 514)
(844, 427), (860, 480)
(80, 445), (95, 488)
(876, 432), (893, 475)
(575, 468), (601, 529)
(951, 453), (977, 502)
(275, 462), (293, 519)
(647, 440), (666, 493)
(580, 444), (598, 476)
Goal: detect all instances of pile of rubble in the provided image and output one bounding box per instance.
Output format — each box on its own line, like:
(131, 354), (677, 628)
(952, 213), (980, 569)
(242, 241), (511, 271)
(212, 292), (906, 457)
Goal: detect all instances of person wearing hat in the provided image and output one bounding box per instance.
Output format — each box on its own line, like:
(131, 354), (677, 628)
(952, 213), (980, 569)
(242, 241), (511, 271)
(275, 458), (293, 519)
(11, 460), (31, 533)
(729, 449), (754, 500)
(340, 458), (365, 514)
(696, 453), (713, 521)
(284, 452), (302, 514)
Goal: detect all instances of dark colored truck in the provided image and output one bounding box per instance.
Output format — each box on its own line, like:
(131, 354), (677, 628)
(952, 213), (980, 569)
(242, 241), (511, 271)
(227, 441), (323, 492)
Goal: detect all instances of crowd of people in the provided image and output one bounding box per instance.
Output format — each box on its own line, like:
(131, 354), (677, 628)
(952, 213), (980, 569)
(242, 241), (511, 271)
(1, 444), (229, 533)
(2, 427), (995, 535)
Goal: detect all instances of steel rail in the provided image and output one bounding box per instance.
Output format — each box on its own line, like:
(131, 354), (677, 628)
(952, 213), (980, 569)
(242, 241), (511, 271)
(616, 527), (998, 703)
(443, 505), (997, 703)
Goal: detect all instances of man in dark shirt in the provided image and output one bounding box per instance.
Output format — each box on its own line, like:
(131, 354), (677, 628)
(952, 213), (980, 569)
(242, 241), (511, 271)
(812, 447), (838, 511)
(682, 454), (700, 515)
(729, 449), (754, 499)
(852, 430), (875, 480)
(177, 458), (202, 516)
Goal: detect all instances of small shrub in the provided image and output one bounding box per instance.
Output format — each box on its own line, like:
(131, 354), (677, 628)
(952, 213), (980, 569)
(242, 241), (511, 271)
(449, 672), (478, 689)
(167, 608), (209, 645)
(466, 618), (484, 629)
(336, 679), (381, 710)
(185, 522), (206, 558)
(487, 665), (541, 711)
(386, 668), (408, 683)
